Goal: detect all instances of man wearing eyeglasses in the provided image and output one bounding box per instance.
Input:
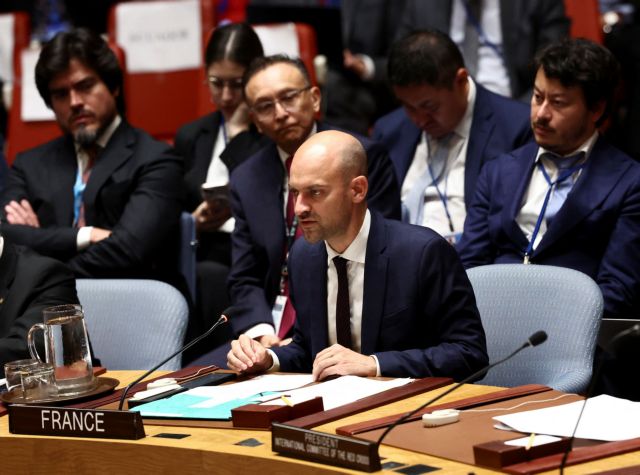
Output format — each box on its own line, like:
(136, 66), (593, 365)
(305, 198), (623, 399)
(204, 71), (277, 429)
(215, 55), (400, 359)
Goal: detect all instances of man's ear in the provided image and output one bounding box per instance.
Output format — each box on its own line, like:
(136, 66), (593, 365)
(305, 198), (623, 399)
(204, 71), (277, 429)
(351, 176), (368, 203)
(248, 110), (263, 133)
(310, 86), (322, 114)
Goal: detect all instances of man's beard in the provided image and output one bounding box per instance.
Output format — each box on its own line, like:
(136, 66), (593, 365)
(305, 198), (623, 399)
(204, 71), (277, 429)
(74, 125), (99, 148)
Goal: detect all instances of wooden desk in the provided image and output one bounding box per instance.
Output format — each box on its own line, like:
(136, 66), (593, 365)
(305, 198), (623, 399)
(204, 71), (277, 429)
(1, 371), (639, 474)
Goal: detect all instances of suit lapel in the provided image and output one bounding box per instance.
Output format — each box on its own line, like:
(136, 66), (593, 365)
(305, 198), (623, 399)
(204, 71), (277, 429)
(53, 138), (80, 225)
(361, 213), (388, 355)
(0, 242), (18, 326)
(194, 113), (219, 179)
(535, 138), (630, 254)
(82, 122), (133, 222)
(465, 86), (495, 202)
(307, 244), (329, 354)
(256, 144), (288, 268)
(397, 119), (422, 183)
(501, 144), (538, 248)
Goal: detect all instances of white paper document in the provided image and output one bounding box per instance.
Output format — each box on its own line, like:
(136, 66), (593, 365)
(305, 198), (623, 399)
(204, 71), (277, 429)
(189, 374), (412, 411)
(189, 374), (314, 408)
(494, 394), (640, 442)
(265, 376), (414, 410)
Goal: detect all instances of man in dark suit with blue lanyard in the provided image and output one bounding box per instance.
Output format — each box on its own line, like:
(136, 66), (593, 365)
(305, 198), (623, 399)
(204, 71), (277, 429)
(373, 30), (532, 243)
(458, 38), (640, 318)
(227, 130), (487, 380)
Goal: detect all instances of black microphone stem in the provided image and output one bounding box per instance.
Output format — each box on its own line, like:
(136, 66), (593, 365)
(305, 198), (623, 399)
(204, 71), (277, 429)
(559, 324), (640, 474)
(376, 333), (545, 447)
(117, 314), (229, 410)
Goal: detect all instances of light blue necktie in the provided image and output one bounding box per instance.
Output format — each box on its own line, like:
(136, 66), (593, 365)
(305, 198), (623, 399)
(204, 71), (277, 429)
(404, 133), (453, 225)
(542, 152), (585, 225)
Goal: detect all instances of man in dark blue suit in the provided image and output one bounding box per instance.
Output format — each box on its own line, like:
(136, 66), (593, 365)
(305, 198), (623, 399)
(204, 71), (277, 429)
(225, 56), (400, 353)
(373, 30), (532, 242)
(227, 130), (487, 380)
(458, 38), (640, 318)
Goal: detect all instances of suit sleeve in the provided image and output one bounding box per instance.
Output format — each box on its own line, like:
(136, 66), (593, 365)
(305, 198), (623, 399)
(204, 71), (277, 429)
(374, 237), (488, 380)
(596, 176), (640, 317)
(226, 181), (277, 335)
(0, 256), (78, 374)
(365, 142), (402, 220)
(1, 153), (78, 258)
(66, 150), (184, 277)
(457, 160), (498, 268)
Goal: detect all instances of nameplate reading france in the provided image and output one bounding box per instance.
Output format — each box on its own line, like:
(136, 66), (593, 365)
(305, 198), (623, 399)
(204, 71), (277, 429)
(272, 423), (381, 472)
(8, 405), (145, 440)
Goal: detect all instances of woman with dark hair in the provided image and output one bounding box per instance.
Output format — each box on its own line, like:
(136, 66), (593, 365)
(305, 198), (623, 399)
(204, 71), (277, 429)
(175, 23), (267, 361)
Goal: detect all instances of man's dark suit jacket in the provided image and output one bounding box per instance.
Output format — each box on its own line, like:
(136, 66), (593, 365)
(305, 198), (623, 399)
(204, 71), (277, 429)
(372, 84), (533, 208)
(0, 121), (183, 282)
(396, 0), (570, 99)
(228, 122), (401, 336)
(174, 111), (269, 264)
(458, 138), (640, 317)
(0, 240), (78, 377)
(273, 212), (488, 379)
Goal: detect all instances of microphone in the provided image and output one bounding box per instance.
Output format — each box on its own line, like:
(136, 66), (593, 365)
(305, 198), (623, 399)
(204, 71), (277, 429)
(117, 308), (232, 410)
(376, 330), (548, 447)
(559, 323), (640, 474)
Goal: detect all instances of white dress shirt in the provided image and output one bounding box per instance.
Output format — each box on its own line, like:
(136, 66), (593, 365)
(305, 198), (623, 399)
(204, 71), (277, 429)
(75, 114), (122, 250)
(516, 132), (598, 251)
(203, 123), (234, 234)
(401, 78), (476, 238)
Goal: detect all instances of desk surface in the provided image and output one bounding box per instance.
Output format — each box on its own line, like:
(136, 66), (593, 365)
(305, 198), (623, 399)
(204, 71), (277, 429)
(1, 371), (639, 474)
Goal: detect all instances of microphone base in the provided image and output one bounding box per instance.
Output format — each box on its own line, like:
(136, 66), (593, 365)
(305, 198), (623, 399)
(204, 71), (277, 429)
(474, 437), (571, 470)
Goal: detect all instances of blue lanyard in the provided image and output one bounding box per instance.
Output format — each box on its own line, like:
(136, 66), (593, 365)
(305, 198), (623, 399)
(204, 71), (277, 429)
(523, 161), (584, 263)
(427, 161), (455, 233)
(72, 167), (85, 226)
(461, 0), (505, 60)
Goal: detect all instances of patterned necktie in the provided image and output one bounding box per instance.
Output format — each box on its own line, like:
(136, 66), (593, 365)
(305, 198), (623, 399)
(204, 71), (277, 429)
(404, 133), (453, 225)
(542, 152), (585, 225)
(75, 145), (100, 228)
(333, 256), (352, 349)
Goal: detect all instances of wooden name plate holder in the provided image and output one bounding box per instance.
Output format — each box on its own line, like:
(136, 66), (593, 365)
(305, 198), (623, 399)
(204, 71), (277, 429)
(8, 405), (145, 440)
(232, 397), (324, 429)
(473, 437), (571, 469)
(272, 422), (382, 472)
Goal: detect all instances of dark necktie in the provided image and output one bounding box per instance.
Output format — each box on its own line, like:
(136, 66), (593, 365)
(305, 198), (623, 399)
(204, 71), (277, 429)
(333, 256), (352, 349)
(76, 145), (100, 228)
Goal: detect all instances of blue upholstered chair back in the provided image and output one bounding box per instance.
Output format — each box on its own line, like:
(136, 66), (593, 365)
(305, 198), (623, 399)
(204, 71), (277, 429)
(467, 264), (603, 393)
(76, 279), (189, 370)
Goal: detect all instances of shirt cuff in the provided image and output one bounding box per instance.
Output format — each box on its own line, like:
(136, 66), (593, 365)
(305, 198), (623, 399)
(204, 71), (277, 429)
(77, 226), (93, 250)
(357, 54), (375, 81)
(244, 323), (275, 340)
(266, 349), (280, 372)
(371, 354), (381, 377)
